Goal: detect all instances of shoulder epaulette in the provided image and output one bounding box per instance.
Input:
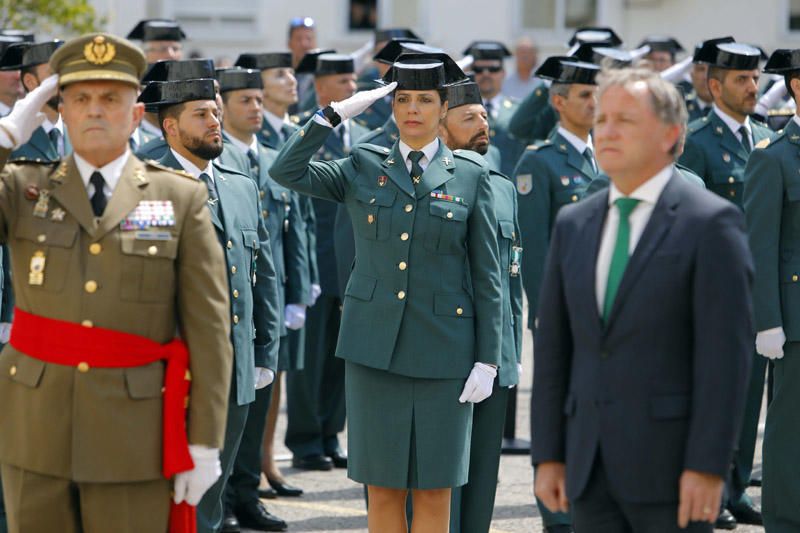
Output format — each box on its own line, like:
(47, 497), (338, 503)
(213, 161), (251, 179)
(687, 116), (711, 134)
(526, 139), (554, 152)
(355, 143), (391, 156)
(8, 156), (59, 165)
(755, 137), (772, 149)
(144, 159), (194, 179)
(452, 148), (489, 168)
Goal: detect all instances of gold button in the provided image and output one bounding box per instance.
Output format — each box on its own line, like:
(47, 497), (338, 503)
(299, 129), (305, 137)
(81, 320), (93, 328)
(9, 365), (16, 376)
(571, 195), (578, 202)
(147, 245), (158, 256)
(36, 234), (46, 243)
(728, 176), (735, 183)
(398, 261), (407, 271)
(793, 275), (798, 282)
(729, 191), (736, 197)
(231, 266), (237, 274)
(400, 232), (409, 241)
(446, 211), (454, 219)
(233, 289), (239, 299)
(260, 190), (265, 199)
(227, 240), (233, 249)
(262, 210), (268, 218)
(456, 307), (464, 316)
(77, 362), (90, 373)
(233, 314), (239, 324)
(397, 291), (406, 300)
(84, 280), (98, 293)
(89, 243), (102, 255)
(404, 204), (413, 213)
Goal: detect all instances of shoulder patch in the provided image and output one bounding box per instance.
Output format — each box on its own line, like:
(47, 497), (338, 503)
(145, 159), (194, 179)
(516, 173), (532, 195)
(8, 157), (58, 166)
(356, 143), (392, 156)
(452, 148), (488, 168)
(755, 137), (771, 149)
(687, 117), (711, 134)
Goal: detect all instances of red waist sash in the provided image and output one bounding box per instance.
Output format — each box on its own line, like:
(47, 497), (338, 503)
(9, 307), (197, 533)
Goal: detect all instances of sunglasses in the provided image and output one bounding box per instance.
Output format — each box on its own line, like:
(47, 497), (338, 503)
(472, 66), (502, 74)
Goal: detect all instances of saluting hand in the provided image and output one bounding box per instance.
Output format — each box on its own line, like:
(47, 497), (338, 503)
(329, 81), (397, 122)
(0, 74), (59, 149)
(677, 470), (724, 528)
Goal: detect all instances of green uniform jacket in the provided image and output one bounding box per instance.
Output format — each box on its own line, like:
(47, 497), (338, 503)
(490, 170), (522, 387)
(513, 134), (597, 327)
(684, 93), (712, 123)
(489, 96), (527, 177)
(679, 111), (772, 208)
(137, 137), (251, 176)
(743, 119), (800, 337)
(159, 150), (281, 405)
(354, 116), (399, 147)
(10, 126), (69, 162)
(0, 150), (232, 481)
(584, 164), (707, 196)
(257, 115), (297, 151)
(270, 120), (503, 378)
(507, 83), (558, 144)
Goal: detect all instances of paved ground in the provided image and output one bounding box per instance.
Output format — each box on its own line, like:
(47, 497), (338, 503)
(250, 301), (766, 532)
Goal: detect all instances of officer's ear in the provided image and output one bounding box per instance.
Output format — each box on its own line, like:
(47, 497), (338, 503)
(131, 101), (145, 128)
(790, 77), (800, 103)
(441, 100), (448, 120)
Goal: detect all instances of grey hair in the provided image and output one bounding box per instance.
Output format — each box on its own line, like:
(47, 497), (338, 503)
(596, 67), (688, 157)
(549, 82), (571, 100)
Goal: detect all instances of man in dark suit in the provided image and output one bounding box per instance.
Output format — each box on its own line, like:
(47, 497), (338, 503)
(532, 67), (754, 532)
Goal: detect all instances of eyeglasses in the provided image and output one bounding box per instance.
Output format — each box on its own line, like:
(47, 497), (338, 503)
(289, 17), (315, 29)
(472, 66), (502, 74)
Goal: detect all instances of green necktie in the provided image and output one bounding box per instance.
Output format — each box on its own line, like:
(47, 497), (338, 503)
(408, 150), (425, 186)
(603, 197), (640, 321)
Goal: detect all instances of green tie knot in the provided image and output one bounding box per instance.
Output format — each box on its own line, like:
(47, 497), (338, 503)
(615, 197), (640, 219)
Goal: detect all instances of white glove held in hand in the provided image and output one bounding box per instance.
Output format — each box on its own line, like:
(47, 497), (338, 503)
(329, 81), (397, 122)
(284, 304), (307, 330)
(459, 362), (497, 403)
(756, 327), (786, 360)
(0, 74), (58, 149)
(173, 445), (221, 506)
(254, 367), (275, 389)
(308, 284), (322, 306)
(0, 323), (11, 344)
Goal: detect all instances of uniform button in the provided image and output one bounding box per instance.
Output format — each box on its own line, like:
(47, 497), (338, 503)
(728, 176), (735, 183)
(89, 243), (102, 255)
(398, 261), (407, 271)
(397, 291), (406, 300)
(81, 320), (93, 328)
(84, 280), (98, 293)
(299, 129), (305, 137)
(456, 307), (464, 316)
(231, 266), (237, 274)
(446, 211), (454, 219)
(259, 190), (265, 199)
(147, 245), (158, 256)
(571, 195), (578, 202)
(36, 234), (46, 243)
(369, 198), (376, 204)
(793, 275), (798, 282)
(9, 365), (16, 376)
(233, 289), (239, 299)
(77, 362), (90, 373)
(227, 240), (233, 249)
(404, 204), (413, 213)
(262, 210), (268, 218)
(729, 191), (736, 197)
(400, 232), (409, 241)
(233, 315), (239, 324)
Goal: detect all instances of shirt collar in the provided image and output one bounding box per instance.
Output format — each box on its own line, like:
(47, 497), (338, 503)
(263, 108), (290, 135)
(139, 118), (163, 137)
(170, 148), (214, 180)
(41, 116), (63, 135)
(713, 104), (751, 137)
(557, 126), (592, 154)
(226, 132), (258, 155)
(74, 148), (131, 191)
(0, 101), (10, 116)
(398, 138), (440, 164)
(608, 164), (674, 207)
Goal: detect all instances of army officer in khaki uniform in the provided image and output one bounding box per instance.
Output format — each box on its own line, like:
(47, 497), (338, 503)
(0, 34), (233, 533)
(270, 52), (503, 533)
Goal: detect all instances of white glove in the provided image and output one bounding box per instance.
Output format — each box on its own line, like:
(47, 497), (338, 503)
(309, 283), (322, 306)
(756, 327), (786, 360)
(351, 37), (376, 74)
(517, 362), (523, 379)
(0, 74), (58, 149)
(755, 78), (788, 117)
(0, 323), (11, 344)
(456, 54), (474, 72)
(329, 81), (397, 122)
(660, 56), (693, 84)
(458, 362), (497, 404)
(173, 445), (221, 506)
(284, 304), (307, 330)
(254, 367), (275, 389)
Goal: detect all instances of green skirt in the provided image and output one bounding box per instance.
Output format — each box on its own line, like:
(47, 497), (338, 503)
(345, 361), (473, 489)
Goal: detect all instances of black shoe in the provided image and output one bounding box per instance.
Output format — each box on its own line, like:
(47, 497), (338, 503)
(326, 449), (348, 468)
(257, 486), (278, 499)
(749, 475), (762, 487)
(221, 512), (240, 533)
(545, 526), (574, 533)
(292, 453), (333, 471)
(501, 437), (531, 455)
(235, 501), (288, 532)
(268, 477), (304, 497)
(729, 501), (763, 525)
(714, 509), (737, 530)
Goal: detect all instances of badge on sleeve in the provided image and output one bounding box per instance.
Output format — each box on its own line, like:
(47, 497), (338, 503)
(516, 174), (532, 195)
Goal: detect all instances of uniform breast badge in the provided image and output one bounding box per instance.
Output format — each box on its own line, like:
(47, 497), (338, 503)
(378, 175), (388, 187)
(29, 251), (46, 286)
(510, 246), (523, 277)
(33, 190), (51, 218)
(367, 214), (375, 224)
(50, 208), (66, 222)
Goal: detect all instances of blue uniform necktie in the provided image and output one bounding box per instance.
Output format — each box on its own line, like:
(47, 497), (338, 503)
(408, 151), (425, 186)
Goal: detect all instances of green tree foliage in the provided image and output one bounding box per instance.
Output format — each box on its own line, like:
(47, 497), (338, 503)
(0, 0), (104, 35)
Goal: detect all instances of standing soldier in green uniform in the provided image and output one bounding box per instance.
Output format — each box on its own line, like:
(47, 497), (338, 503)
(440, 80), (523, 533)
(216, 66), (309, 530)
(285, 53), (368, 473)
(140, 76), (282, 533)
(639, 36), (684, 72)
(683, 38), (735, 123)
(679, 39), (771, 529)
(270, 51), (502, 533)
(743, 48), (800, 532)
(0, 33), (233, 533)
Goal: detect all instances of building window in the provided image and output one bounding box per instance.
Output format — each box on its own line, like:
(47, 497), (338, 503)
(350, 0), (378, 30)
(521, 0), (597, 30)
(791, 0), (800, 31)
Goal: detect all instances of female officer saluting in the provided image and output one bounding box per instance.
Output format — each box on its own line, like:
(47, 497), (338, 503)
(270, 52), (503, 533)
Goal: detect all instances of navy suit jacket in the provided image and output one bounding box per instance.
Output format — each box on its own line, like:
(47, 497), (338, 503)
(531, 171), (754, 504)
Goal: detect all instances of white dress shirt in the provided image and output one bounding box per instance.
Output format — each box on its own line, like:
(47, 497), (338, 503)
(170, 149), (215, 182)
(713, 104), (753, 148)
(595, 164), (674, 314)
(74, 148), (131, 201)
(398, 138), (439, 173)
(263, 109), (291, 142)
(42, 116), (66, 156)
(483, 94), (504, 120)
(226, 133), (259, 157)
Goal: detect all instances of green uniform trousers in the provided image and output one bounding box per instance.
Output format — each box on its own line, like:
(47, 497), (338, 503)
(285, 295), (346, 457)
(450, 385), (509, 533)
(763, 342), (800, 532)
(1, 463), (169, 533)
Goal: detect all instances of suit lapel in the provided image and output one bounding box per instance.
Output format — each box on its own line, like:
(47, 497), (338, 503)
(48, 156), (96, 235)
(381, 142), (415, 198)
(94, 156), (149, 239)
(28, 127), (56, 160)
(556, 134), (594, 178)
(159, 150), (224, 231)
(212, 162), (233, 236)
(582, 193), (608, 334)
(606, 172), (680, 325)
(415, 143), (456, 199)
